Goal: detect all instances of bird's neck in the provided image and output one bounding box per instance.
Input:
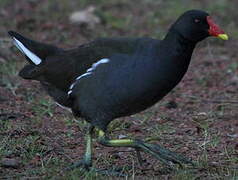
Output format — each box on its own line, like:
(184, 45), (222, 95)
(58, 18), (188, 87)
(162, 30), (196, 58)
(157, 30), (197, 82)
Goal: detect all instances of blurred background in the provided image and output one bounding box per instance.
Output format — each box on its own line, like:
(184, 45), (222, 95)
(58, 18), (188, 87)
(1, 0), (238, 45)
(0, 0), (237, 179)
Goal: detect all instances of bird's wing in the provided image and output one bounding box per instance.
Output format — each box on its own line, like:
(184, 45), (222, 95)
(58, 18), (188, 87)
(62, 37), (158, 77)
(67, 37), (161, 96)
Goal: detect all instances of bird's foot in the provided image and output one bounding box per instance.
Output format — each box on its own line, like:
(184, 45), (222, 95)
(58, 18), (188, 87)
(93, 166), (129, 177)
(64, 160), (127, 177)
(136, 140), (194, 167)
(64, 159), (91, 171)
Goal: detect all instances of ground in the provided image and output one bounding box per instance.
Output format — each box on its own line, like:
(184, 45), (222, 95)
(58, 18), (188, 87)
(0, 0), (237, 179)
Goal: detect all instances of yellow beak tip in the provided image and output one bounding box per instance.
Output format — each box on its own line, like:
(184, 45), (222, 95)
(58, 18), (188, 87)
(218, 34), (229, 40)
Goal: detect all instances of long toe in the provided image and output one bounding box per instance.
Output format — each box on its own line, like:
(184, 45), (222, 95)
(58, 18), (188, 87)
(137, 141), (194, 166)
(93, 167), (128, 177)
(64, 160), (128, 177)
(64, 160), (91, 171)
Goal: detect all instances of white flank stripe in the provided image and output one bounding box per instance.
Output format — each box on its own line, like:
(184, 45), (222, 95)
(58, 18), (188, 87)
(86, 67), (93, 72)
(76, 72), (92, 81)
(67, 58), (110, 95)
(69, 82), (76, 90)
(13, 37), (42, 65)
(86, 58), (109, 72)
(67, 90), (72, 95)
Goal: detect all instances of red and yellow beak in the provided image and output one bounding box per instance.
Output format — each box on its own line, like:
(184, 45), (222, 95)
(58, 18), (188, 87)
(207, 16), (228, 40)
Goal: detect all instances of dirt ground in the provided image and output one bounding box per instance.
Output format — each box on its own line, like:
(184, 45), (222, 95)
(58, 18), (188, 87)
(0, 0), (237, 179)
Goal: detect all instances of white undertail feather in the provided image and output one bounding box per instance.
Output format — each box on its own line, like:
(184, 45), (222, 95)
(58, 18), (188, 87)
(12, 37), (42, 65)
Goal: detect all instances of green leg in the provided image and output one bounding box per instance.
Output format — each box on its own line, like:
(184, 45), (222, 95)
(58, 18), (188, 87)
(65, 126), (127, 176)
(65, 125), (93, 170)
(83, 125), (93, 168)
(97, 129), (194, 167)
(135, 148), (144, 166)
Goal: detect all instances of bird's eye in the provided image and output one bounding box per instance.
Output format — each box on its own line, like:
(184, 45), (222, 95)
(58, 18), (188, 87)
(194, 19), (201, 23)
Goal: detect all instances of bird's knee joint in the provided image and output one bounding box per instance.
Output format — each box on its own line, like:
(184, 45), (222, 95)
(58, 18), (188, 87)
(97, 136), (109, 146)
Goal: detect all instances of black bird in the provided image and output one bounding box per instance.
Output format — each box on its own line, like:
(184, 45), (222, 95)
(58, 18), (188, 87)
(9, 10), (228, 174)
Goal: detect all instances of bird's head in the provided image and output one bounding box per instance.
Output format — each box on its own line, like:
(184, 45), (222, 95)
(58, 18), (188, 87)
(170, 10), (228, 42)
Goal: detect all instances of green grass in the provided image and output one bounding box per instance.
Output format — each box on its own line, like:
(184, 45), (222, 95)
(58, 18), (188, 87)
(0, 60), (18, 76)
(32, 98), (54, 118)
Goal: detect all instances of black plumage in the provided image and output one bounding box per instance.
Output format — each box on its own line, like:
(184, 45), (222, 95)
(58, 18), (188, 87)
(9, 10), (228, 174)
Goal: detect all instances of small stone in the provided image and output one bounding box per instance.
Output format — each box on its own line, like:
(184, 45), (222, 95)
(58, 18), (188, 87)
(193, 112), (208, 121)
(197, 112), (207, 116)
(181, 147), (189, 152)
(165, 100), (178, 109)
(69, 6), (100, 28)
(0, 158), (20, 168)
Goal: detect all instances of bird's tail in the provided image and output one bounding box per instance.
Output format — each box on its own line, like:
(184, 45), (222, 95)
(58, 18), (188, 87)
(8, 31), (62, 65)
